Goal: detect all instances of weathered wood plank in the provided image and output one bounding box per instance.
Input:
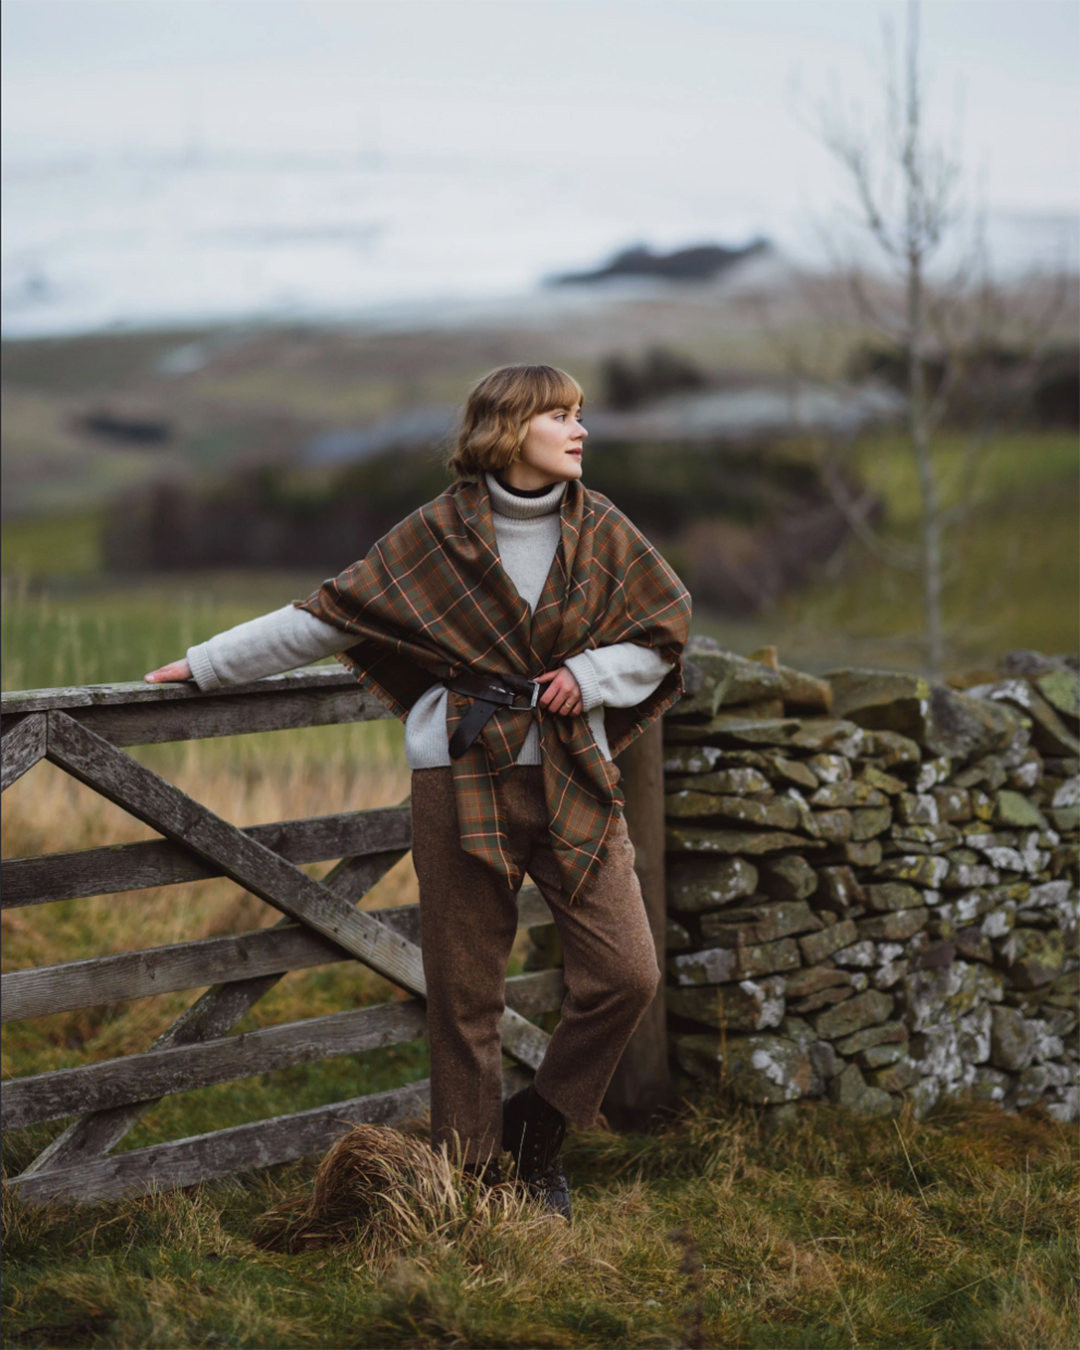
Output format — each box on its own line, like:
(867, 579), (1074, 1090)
(2, 805), (413, 909)
(1, 665), (359, 717)
(2, 970), (565, 1130)
(517, 883), (552, 930)
(14, 846), (407, 1177)
(9, 1078), (434, 1204)
(44, 711), (428, 989)
(2, 887), (555, 1022)
(68, 686), (391, 747)
(42, 712), (549, 1074)
(289, 882), (554, 952)
(319, 850), (408, 910)
(505, 965), (565, 1017)
(2, 925), (345, 1022)
(1, 1003), (428, 1130)
(1, 713), (47, 792)
(9, 1066), (535, 1205)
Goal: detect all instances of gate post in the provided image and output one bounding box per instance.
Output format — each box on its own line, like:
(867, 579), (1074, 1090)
(603, 717), (674, 1125)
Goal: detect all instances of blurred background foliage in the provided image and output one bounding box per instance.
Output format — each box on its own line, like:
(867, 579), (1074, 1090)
(3, 296), (1076, 687)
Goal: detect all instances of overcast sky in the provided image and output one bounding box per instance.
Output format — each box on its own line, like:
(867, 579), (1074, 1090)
(3, 0), (1078, 217)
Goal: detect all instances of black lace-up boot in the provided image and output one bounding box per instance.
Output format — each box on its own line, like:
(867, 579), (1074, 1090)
(463, 1158), (502, 1189)
(501, 1084), (572, 1221)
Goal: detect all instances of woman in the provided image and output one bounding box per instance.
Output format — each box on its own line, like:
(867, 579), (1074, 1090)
(146, 364), (691, 1219)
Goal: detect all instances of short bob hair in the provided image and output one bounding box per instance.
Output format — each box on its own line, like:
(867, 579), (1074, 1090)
(447, 364), (584, 479)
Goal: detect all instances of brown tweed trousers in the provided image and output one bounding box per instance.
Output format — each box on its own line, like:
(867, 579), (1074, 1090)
(411, 765), (660, 1164)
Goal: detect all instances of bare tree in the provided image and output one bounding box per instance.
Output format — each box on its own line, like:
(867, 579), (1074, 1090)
(784, 0), (1067, 679)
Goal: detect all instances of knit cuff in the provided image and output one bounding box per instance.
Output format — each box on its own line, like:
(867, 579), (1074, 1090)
(564, 651), (603, 713)
(186, 642), (222, 692)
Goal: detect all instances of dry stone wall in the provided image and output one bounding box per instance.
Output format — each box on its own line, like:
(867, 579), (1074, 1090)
(663, 640), (1079, 1123)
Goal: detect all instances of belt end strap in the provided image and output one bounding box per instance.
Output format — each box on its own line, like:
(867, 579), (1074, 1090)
(448, 698), (501, 760)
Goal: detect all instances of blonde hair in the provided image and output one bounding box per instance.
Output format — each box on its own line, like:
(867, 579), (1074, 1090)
(447, 365), (585, 479)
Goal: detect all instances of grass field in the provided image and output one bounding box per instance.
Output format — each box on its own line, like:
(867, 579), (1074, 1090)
(764, 429), (1080, 671)
(3, 1101), (1076, 1349)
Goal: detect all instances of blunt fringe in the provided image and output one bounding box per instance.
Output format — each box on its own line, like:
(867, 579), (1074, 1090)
(447, 365), (585, 479)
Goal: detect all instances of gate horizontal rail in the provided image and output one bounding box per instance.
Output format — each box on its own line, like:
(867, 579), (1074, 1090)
(2, 888), (555, 1024)
(3, 970), (567, 1131)
(1, 668), (562, 1204)
(1, 806), (413, 909)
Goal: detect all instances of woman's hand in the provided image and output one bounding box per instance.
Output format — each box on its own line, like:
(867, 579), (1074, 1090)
(535, 667), (583, 716)
(144, 659), (193, 684)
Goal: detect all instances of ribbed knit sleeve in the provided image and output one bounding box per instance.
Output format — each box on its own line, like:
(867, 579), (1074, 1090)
(564, 643), (674, 713)
(186, 605), (355, 692)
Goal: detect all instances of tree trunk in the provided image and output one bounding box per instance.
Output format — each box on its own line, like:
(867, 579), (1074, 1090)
(908, 257), (946, 681)
(903, 0), (946, 681)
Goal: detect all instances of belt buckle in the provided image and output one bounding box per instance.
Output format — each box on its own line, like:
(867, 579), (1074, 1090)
(528, 680), (541, 710)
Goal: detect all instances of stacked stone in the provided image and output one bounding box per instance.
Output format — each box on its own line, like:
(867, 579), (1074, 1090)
(664, 638), (1079, 1123)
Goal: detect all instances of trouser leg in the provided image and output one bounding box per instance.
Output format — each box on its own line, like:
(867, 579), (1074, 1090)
(410, 767), (519, 1165)
(526, 807), (661, 1128)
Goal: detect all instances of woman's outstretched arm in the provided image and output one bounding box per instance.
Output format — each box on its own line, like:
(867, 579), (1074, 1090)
(144, 605), (355, 688)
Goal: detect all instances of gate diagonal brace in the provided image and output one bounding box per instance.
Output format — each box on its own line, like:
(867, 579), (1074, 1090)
(1, 712), (47, 792)
(15, 846), (407, 1179)
(43, 711), (549, 1069)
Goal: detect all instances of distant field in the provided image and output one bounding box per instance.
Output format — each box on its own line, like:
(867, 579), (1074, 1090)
(767, 429), (1080, 671)
(3, 310), (1076, 676)
(0, 568), (336, 691)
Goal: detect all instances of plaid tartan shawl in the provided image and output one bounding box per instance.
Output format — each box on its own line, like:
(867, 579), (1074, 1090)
(297, 477), (691, 901)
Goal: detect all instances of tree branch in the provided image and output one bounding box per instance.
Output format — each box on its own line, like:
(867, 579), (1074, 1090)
(819, 452), (921, 573)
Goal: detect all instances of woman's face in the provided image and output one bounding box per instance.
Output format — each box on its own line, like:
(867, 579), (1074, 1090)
(505, 403), (587, 490)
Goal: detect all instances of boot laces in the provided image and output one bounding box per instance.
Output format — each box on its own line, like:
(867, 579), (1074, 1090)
(530, 1157), (566, 1193)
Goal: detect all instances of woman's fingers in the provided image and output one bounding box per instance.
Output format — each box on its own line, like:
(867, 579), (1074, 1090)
(144, 659), (193, 684)
(535, 667), (582, 715)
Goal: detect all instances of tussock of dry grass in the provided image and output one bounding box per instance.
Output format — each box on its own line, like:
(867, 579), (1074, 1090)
(252, 1124), (567, 1272)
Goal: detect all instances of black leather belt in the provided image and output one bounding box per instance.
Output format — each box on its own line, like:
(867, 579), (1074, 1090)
(443, 671), (540, 759)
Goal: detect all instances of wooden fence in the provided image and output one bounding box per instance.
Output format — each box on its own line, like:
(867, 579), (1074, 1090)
(1, 668), (668, 1205)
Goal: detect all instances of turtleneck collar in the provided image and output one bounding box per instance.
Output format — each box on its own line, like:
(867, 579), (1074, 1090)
(485, 472), (565, 520)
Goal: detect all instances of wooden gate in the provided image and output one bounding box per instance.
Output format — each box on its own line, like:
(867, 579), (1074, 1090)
(1, 668), (568, 1205)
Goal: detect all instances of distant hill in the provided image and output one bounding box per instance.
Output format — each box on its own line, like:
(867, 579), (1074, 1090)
(551, 239), (771, 285)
